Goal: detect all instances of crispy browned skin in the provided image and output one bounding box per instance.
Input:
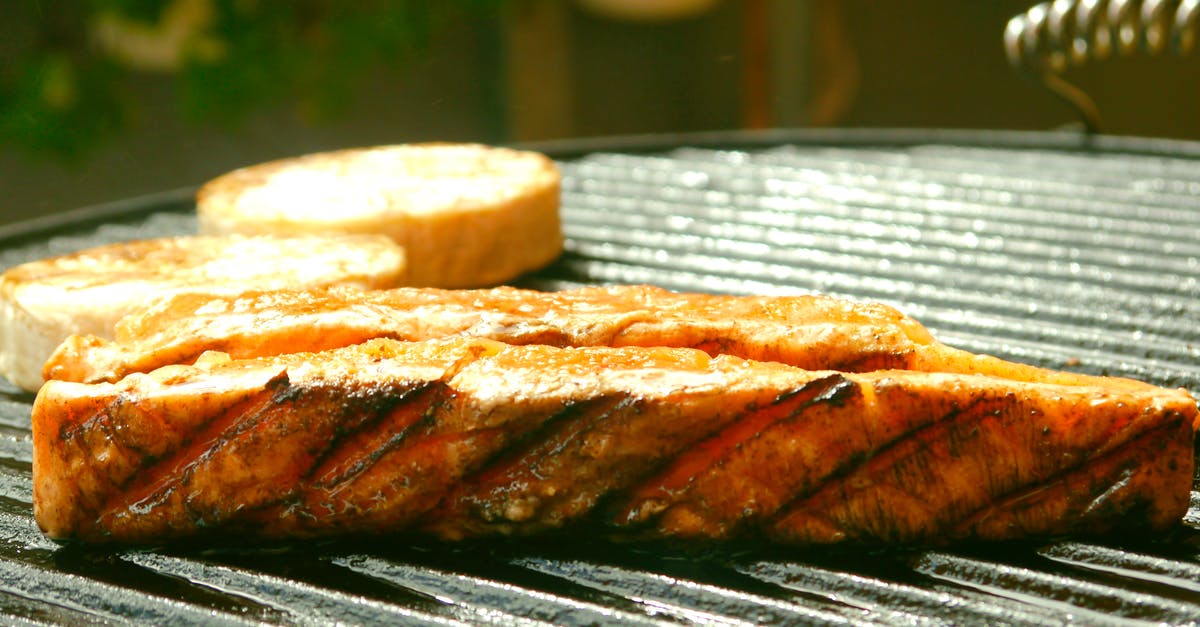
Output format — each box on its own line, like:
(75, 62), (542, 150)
(43, 285), (1161, 395)
(33, 337), (1196, 545)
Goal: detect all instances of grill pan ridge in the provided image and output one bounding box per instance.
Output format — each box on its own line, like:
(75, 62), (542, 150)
(0, 131), (1197, 625)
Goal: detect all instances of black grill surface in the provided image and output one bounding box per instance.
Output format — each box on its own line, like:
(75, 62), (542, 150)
(1, 130), (1197, 625)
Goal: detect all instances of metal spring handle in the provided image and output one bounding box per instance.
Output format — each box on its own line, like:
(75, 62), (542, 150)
(1005, 0), (1200, 132)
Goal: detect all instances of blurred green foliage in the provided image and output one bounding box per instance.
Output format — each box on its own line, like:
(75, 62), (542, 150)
(0, 0), (501, 159)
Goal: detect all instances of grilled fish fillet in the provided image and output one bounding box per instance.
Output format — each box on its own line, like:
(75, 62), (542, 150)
(1, 234), (406, 392)
(33, 337), (1196, 545)
(44, 285), (1160, 395)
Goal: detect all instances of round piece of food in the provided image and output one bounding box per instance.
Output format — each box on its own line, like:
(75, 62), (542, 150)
(0, 233), (405, 392)
(196, 143), (563, 288)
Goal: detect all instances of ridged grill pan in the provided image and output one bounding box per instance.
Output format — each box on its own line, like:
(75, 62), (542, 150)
(0, 129), (1196, 625)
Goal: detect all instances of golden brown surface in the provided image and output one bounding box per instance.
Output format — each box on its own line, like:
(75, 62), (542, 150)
(196, 143), (563, 288)
(44, 284), (1164, 398)
(33, 337), (1197, 545)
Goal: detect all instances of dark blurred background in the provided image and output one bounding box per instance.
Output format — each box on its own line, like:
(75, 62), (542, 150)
(3, 0), (1198, 226)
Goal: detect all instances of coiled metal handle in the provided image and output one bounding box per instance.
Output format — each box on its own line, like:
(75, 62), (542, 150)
(1005, 0), (1200, 132)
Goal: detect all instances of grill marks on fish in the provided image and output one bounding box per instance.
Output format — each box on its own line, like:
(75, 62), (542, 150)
(284, 384), (531, 533)
(58, 374), (284, 537)
(613, 375), (855, 534)
(768, 390), (1191, 545)
(31, 338), (1196, 545)
(308, 381), (442, 491)
(97, 374), (356, 537)
(953, 418), (1193, 540)
(769, 392), (1030, 545)
(431, 395), (635, 536)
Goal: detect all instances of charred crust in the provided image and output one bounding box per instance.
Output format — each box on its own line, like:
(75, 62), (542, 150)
(305, 381), (444, 490)
(443, 395), (633, 529)
(615, 373), (861, 534)
(954, 420), (1192, 540)
(764, 392), (1012, 543)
